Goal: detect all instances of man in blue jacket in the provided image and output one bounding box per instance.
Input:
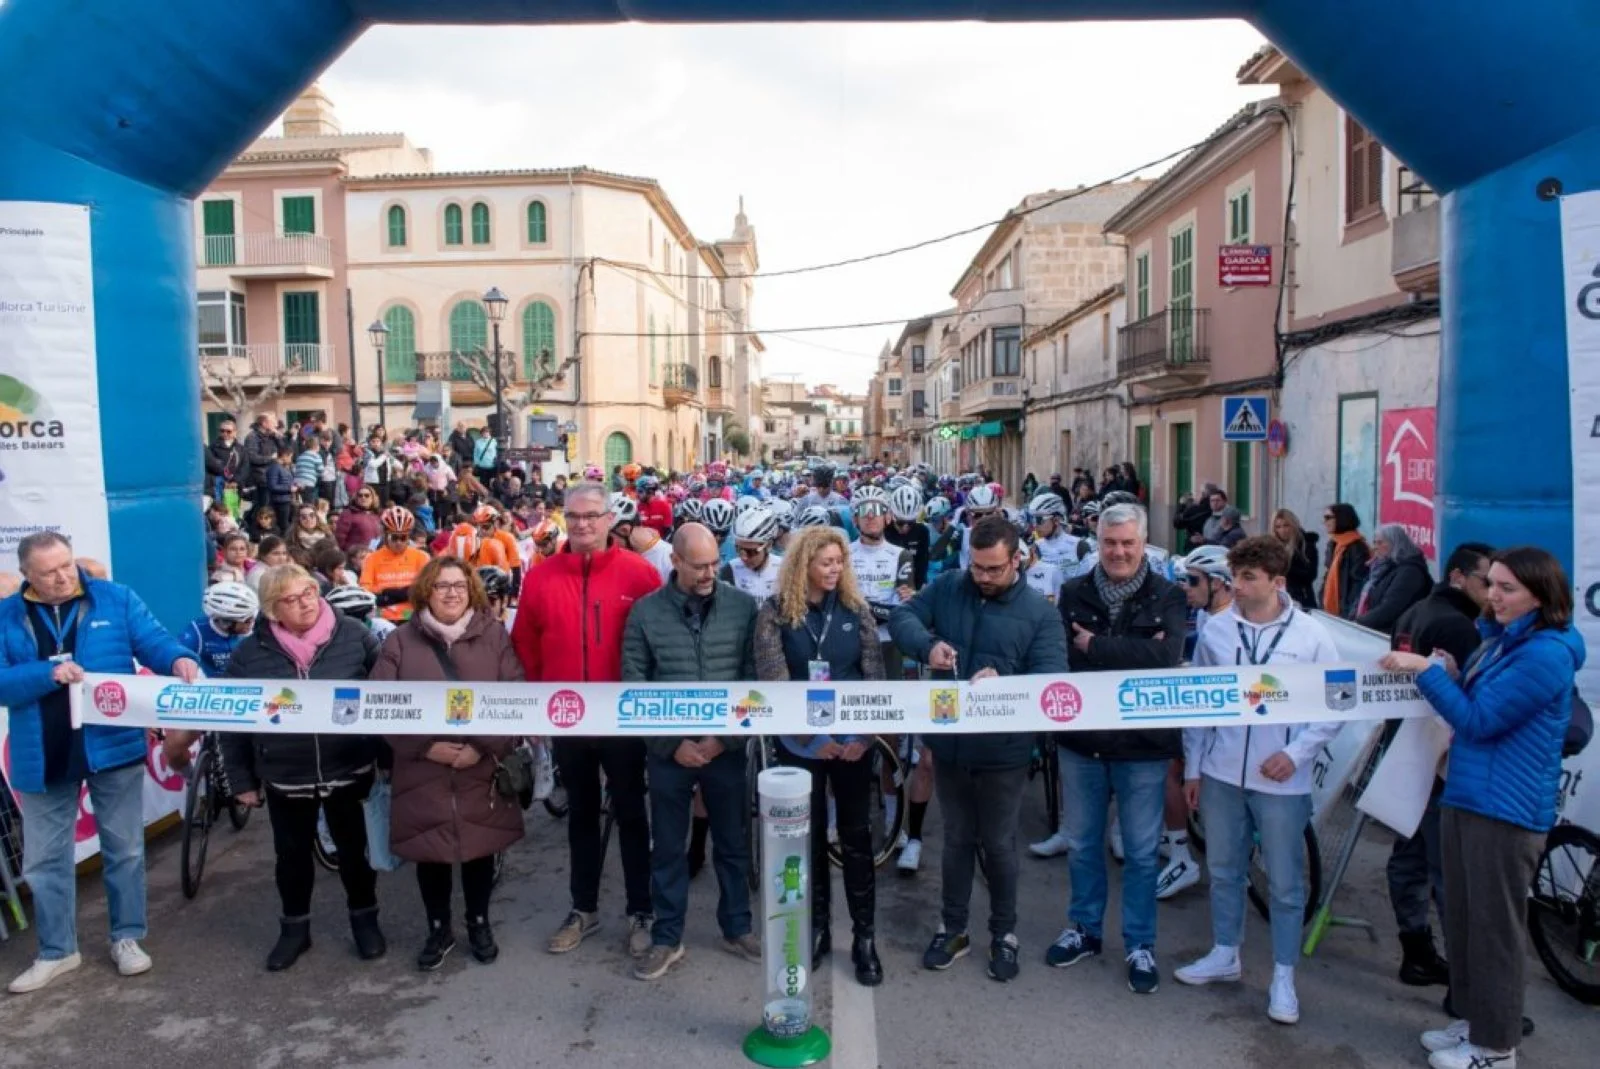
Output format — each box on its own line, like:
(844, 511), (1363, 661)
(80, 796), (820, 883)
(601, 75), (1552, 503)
(0, 532), (199, 994)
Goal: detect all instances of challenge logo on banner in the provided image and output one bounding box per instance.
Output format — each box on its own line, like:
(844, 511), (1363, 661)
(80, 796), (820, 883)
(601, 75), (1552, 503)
(0, 202), (113, 575)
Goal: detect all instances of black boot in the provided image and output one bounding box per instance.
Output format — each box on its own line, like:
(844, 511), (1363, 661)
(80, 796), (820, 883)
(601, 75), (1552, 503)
(812, 922), (832, 970)
(350, 907), (387, 961)
(418, 919), (456, 971)
(1398, 929), (1449, 986)
(687, 816), (710, 879)
(266, 916), (312, 972)
(852, 934), (884, 987)
(467, 916), (499, 964)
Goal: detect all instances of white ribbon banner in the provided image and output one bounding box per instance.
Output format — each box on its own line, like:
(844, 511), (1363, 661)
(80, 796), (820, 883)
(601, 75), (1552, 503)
(72, 663), (1428, 737)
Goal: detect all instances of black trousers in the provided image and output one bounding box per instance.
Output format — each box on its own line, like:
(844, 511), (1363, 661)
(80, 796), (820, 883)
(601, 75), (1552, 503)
(553, 738), (652, 916)
(780, 749), (876, 937)
(417, 856), (496, 926)
(265, 775), (376, 918)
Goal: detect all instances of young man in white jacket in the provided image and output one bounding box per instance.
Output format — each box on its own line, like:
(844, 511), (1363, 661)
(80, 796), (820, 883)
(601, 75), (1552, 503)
(1175, 535), (1343, 1027)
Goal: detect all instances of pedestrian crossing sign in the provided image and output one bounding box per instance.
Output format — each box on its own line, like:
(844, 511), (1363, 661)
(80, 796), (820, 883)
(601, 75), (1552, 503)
(1222, 395), (1269, 442)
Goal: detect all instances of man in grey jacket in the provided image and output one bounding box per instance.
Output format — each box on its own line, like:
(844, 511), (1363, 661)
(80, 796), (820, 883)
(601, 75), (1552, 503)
(621, 524), (760, 981)
(890, 515), (1069, 984)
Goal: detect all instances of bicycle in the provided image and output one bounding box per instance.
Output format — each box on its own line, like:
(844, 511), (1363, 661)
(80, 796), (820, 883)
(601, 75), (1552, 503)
(1528, 820), (1600, 1005)
(179, 733), (252, 899)
(1026, 734), (1061, 836)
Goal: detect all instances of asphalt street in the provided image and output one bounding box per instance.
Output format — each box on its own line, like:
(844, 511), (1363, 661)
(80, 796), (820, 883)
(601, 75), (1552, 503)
(0, 784), (1592, 1068)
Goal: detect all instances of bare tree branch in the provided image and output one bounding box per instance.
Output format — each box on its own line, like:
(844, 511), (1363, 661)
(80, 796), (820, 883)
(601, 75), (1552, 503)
(199, 353), (301, 417)
(450, 346), (581, 415)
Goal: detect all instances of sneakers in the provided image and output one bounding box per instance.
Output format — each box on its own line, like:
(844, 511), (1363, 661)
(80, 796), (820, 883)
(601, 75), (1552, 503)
(633, 943), (686, 981)
(110, 939), (153, 977)
(627, 913), (654, 959)
(987, 934), (1020, 982)
(1126, 946), (1160, 994)
(1175, 945), (1241, 985)
(1044, 925), (1101, 968)
(417, 922), (456, 972)
(547, 910), (600, 954)
(1028, 830), (1071, 858)
(1428, 1043), (1516, 1069)
(722, 932), (762, 963)
(466, 919), (498, 964)
(1155, 856), (1202, 900)
(1421, 1020), (1471, 1053)
(897, 838), (923, 875)
(894, 828), (909, 851)
(1268, 964), (1299, 1025)
(922, 929), (971, 970)
(7, 953), (82, 994)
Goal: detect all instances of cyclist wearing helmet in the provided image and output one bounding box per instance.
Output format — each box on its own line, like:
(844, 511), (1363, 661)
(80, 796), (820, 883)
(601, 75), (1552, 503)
(849, 488), (914, 661)
(1180, 546), (1235, 657)
(765, 498), (796, 553)
(884, 483), (931, 589)
(635, 475), (674, 537)
(674, 496), (705, 531)
(1028, 493), (1081, 573)
(700, 497), (737, 564)
(476, 506), (523, 594)
(719, 506), (783, 599)
(476, 566), (515, 628)
(924, 495), (961, 579)
(608, 492), (641, 543)
(182, 581), (259, 676)
(361, 507), (431, 621)
(956, 483), (1002, 572)
(326, 583), (395, 642)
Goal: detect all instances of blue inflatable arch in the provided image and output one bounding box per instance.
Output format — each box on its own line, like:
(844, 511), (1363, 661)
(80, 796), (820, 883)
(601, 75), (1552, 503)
(1, 0), (1595, 628)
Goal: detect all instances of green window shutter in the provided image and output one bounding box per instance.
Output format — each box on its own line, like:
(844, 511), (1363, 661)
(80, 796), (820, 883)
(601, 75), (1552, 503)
(471, 202), (491, 244)
(444, 204), (463, 246)
(528, 201), (547, 243)
(449, 300), (488, 380)
(383, 306), (416, 383)
(522, 302), (556, 378)
(1134, 253), (1150, 319)
(387, 205), (407, 247)
(1170, 227), (1195, 362)
(1173, 422), (1193, 499)
(281, 196), (315, 236)
(1134, 424), (1153, 491)
(1232, 442), (1253, 515)
(282, 292), (321, 372)
(603, 432), (633, 472)
(202, 200), (235, 266)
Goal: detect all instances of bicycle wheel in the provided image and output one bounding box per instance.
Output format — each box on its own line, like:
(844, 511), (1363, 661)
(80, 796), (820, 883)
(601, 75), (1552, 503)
(828, 739), (905, 871)
(180, 749), (215, 899)
(1042, 744), (1062, 837)
(1528, 822), (1600, 1005)
(1248, 824), (1322, 926)
(312, 811), (340, 873)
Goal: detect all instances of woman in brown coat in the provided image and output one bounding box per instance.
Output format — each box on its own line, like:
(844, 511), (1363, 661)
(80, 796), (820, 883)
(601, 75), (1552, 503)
(370, 556), (525, 971)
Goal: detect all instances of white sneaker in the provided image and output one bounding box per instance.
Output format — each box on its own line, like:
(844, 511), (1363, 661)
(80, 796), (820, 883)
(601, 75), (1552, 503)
(897, 838), (922, 874)
(1028, 830), (1071, 858)
(1158, 831), (1174, 860)
(894, 828), (909, 850)
(1267, 965), (1299, 1025)
(1427, 1043), (1515, 1069)
(110, 939), (152, 977)
(1156, 856), (1202, 900)
(8, 954), (82, 994)
(1174, 945), (1241, 986)
(1420, 1020), (1471, 1053)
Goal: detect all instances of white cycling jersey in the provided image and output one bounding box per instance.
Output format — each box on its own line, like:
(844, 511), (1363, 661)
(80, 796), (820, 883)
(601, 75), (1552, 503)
(726, 553), (783, 599)
(851, 537), (912, 642)
(1024, 559), (1064, 604)
(1034, 529), (1083, 572)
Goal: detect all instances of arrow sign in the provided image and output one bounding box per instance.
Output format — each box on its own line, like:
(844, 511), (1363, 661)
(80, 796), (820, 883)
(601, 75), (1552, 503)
(1219, 244), (1272, 287)
(1378, 407), (1437, 560)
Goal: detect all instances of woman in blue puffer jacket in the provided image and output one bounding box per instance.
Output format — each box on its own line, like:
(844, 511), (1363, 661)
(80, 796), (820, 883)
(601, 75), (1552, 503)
(1381, 546), (1583, 1069)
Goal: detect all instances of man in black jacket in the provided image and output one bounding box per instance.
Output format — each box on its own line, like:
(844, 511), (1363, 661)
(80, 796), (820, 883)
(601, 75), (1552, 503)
(1385, 541), (1492, 988)
(243, 413), (284, 497)
(204, 418), (250, 503)
(1050, 502), (1187, 995)
(890, 516), (1069, 984)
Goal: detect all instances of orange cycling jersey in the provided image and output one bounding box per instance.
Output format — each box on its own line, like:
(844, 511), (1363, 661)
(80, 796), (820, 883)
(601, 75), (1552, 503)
(360, 545), (430, 621)
(443, 524), (511, 571)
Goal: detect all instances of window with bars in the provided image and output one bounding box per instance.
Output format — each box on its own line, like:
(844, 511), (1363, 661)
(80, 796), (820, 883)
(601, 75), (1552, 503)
(1345, 116), (1385, 223)
(522, 301), (556, 378)
(386, 204), (407, 248)
(443, 204), (464, 246)
(281, 196), (315, 236)
(527, 201), (548, 243)
(383, 306), (417, 382)
(470, 202), (491, 245)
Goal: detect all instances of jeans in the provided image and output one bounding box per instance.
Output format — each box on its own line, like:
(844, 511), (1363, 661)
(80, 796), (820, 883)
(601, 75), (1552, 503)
(1200, 775), (1311, 967)
(647, 749), (750, 948)
(932, 762), (1027, 938)
(417, 856), (496, 926)
(1059, 750), (1166, 950)
(780, 750), (876, 936)
(554, 738), (652, 916)
(265, 776), (376, 918)
(20, 762), (147, 960)
(1387, 778), (1445, 933)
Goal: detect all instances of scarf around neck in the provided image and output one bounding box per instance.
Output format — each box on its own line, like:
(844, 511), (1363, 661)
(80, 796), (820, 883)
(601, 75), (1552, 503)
(270, 598), (336, 674)
(1322, 531), (1365, 615)
(1094, 559), (1149, 624)
(419, 607), (474, 649)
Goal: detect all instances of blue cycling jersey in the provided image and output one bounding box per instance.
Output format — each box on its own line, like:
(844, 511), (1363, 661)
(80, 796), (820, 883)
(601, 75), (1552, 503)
(179, 616), (245, 677)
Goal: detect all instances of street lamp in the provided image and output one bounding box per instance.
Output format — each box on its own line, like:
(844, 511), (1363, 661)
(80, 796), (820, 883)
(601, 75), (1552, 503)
(367, 318), (389, 432)
(483, 286), (509, 447)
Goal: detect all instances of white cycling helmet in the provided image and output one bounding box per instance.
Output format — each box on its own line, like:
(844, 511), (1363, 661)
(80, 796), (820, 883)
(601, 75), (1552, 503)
(888, 483), (923, 522)
(733, 506), (781, 544)
(925, 495), (952, 521)
(326, 584), (378, 618)
(965, 483), (1000, 513)
(1183, 544), (1233, 583)
(850, 485), (890, 517)
(795, 505), (833, 528)
(1004, 506), (1029, 536)
(203, 581), (259, 622)
(701, 496), (735, 534)
(766, 498), (795, 531)
(608, 491), (639, 524)
(735, 494), (763, 516)
(1028, 493), (1068, 521)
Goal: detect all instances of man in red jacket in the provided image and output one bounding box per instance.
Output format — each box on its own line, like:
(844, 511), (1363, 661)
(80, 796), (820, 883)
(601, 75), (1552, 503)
(635, 475), (674, 537)
(512, 481), (662, 960)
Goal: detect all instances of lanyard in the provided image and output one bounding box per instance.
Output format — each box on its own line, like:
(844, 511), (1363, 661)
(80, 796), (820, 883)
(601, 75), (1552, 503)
(41, 602), (78, 654)
(1237, 610), (1290, 665)
(802, 607), (835, 655)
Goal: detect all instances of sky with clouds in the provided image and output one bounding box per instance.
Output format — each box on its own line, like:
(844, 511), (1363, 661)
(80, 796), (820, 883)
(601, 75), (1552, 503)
(314, 19), (1273, 393)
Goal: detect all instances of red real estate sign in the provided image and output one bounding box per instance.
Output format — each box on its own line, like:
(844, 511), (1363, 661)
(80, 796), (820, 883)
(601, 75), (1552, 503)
(1378, 406), (1437, 561)
(1218, 244), (1272, 287)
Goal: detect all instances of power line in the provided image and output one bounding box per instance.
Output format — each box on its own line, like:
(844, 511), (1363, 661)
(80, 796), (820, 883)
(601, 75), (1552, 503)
(578, 315), (918, 339)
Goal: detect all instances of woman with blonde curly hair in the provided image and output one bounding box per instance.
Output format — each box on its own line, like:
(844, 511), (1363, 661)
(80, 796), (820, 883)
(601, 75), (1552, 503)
(752, 526), (886, 987)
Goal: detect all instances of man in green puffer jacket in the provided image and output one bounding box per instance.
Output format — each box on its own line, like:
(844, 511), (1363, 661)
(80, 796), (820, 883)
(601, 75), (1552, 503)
(621, 524), (759, 982)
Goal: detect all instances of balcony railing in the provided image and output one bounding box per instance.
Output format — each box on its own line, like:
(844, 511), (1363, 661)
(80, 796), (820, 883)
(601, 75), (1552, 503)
(706, 385), (733, 412)
(1396, 166), (1438, 216)
(199, 343), (332, 376)
(664, 362), (699, 406)
(198, 233), (334, 274)
(1117, 307), (1211, 378)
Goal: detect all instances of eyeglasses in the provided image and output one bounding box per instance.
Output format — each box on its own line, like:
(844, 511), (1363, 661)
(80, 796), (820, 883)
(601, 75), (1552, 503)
(276, 589), (320, 609)
(970, 561), (1013, 578)
(1469, 571), (1492, 585)
(566, 512), (608, 525)
(1322, 514), (1335, 521)
(434, 581), (470, 595)
(736, 544), (767, 558)
(1184, 574), (1203, 587)
(386, 531), (408, 541)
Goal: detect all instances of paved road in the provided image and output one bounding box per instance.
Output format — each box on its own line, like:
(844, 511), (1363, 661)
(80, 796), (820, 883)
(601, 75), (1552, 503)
(0, 788), (1592, 1068)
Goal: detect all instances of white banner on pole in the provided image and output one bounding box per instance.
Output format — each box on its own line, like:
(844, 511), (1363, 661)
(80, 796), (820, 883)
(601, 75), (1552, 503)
(0, 201), (112, 576)
(73, 663), (1430, 738)
(1559, 192), (1600, 834)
